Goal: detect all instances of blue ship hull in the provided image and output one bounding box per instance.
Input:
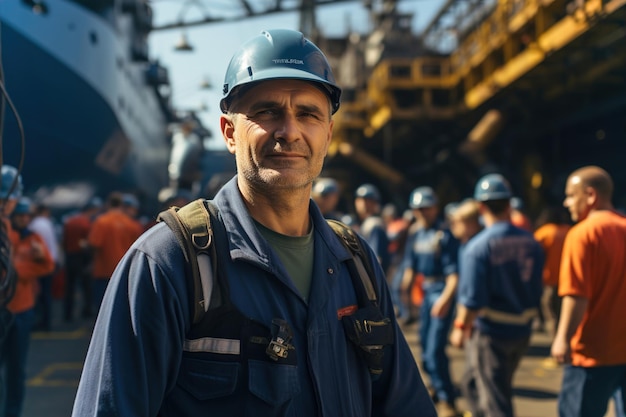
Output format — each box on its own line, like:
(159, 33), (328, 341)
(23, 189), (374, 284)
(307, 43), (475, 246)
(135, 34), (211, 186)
(0, 0), (171, 214)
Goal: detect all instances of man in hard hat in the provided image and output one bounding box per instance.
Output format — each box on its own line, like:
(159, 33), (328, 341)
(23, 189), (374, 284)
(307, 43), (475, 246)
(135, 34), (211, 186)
(450, 173), (543, 417)
(354, 183), (391, 273)
(400, 186), (460, 416)
(72, 29), (435, 417)
(311, 177), (342, 220)
(2, 196), (55, 417)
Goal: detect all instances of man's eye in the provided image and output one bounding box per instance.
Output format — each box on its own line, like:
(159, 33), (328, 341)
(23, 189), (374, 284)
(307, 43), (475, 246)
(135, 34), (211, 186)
(300, 112), (320, 119)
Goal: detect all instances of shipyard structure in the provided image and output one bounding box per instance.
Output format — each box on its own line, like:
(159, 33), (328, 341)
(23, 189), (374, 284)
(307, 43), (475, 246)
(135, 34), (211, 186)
(312, 0), (626, 216)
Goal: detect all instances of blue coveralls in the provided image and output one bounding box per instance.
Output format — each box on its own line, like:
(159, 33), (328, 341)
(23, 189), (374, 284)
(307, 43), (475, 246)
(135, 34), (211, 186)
(402, 221), (459, 404)
(458, 221), (544, 417)
(71, 177), (436, 417)
(360, 215), (391, 274)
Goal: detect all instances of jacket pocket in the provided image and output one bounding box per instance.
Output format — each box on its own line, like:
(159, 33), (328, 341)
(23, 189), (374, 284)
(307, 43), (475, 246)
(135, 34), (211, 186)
(178, 357), (239, 400)
(248, 359), (300, 405)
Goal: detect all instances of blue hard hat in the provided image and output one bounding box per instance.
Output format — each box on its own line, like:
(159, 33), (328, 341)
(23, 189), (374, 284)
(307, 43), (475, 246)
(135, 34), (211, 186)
(355, 184), (381, 202)
(0, 165), (23, 200)
(409, 186), (438, 209)
(312, 178), (339, 196)
(474, 173), (513, 201)
(13, 197), (32, 215)
(220, 29), (342, 114)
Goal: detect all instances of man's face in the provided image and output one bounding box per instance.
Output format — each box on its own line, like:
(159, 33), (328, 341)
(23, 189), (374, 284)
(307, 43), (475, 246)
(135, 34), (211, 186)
(563, 175), (591, 222)
(413, 206), (438, 227)
(1, 199), (17, 217)
(220, 79), (333, 193)
(11, 213), (31, 230)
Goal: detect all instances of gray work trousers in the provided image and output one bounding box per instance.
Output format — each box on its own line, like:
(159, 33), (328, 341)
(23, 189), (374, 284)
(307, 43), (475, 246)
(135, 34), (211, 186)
(461, 329), (530, 417)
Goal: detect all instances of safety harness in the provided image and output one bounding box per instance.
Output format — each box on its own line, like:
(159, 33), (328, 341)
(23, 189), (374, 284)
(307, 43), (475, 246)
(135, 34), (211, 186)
(157, 198), (393, 377)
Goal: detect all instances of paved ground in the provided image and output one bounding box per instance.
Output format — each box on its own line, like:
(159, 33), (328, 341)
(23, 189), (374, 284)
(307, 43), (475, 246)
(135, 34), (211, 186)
(20, 301), (617, 416)
(401, 319), (617, 417)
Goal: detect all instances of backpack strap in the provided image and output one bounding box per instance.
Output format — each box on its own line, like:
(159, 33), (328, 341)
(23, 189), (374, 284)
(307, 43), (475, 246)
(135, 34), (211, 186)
(157, 199), (219, 325)
(326, 219), (379, 306)
(159, 202), (381, 324)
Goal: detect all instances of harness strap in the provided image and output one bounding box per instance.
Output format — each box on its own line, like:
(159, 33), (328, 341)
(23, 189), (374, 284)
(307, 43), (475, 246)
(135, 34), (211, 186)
(326, 219), (378, 305)
(157, 199), (217, 324)
(159, 201), (381, 323)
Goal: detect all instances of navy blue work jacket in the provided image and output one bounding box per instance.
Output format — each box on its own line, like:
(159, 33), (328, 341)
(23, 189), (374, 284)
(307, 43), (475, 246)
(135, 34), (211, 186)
(71, 177), (435, 417)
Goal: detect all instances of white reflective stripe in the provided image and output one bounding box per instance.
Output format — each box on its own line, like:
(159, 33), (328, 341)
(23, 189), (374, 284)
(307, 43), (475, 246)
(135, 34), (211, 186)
(480, 307), (539, 325)
(183, 337), (241, 355)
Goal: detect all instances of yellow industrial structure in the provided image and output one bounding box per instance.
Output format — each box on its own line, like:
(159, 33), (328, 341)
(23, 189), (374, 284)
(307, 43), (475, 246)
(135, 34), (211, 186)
(323, 0), (626, 214)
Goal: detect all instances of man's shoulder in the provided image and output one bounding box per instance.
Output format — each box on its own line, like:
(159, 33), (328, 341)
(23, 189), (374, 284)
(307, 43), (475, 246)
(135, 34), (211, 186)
(568, 211), (626, 241)
(464, 227), (491, 250)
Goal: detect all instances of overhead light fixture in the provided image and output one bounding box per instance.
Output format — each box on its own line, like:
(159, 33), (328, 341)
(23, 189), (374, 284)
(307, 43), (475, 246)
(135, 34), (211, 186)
(174, 33), (194, 52)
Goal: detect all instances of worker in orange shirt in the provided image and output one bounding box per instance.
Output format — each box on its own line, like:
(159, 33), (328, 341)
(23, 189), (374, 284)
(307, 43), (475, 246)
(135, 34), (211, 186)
(1, 197), (55, 417)
(88, 192), (143, 312)
(0, 165), (22, 350)
(551, 166), (626, 417)
(62, 197), (102, 321)
(0, 165), (22, 308)
(533, 206), (571, 336)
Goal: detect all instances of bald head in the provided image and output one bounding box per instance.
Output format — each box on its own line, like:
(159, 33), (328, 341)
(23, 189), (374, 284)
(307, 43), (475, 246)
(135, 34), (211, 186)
(568, 166), (613, 201)
(564, 165), (614, 222)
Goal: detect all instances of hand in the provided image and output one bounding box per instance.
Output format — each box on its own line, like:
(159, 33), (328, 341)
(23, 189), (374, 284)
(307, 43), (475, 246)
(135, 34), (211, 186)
(430, 297), (450, 318)
(449, 327), (465, 348)
(551, 337), (571, 364)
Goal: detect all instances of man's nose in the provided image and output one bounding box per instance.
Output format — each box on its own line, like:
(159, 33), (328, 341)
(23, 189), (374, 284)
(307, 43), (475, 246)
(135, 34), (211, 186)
(274, 114), (301, 142)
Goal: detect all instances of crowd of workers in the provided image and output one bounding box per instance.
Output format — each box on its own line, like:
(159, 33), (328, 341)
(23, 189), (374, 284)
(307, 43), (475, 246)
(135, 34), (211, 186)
(312, 167), (626, 417)
(0, 167), (197, 417)
(0, 28), (625, 417)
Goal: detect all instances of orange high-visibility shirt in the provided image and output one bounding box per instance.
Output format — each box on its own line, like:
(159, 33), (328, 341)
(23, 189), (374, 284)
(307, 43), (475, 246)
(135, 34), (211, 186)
(7, 231), (55, 313)
(88, 209), (143, 278)
(534, 223), (570, 287)
(559, 211), (626, 367)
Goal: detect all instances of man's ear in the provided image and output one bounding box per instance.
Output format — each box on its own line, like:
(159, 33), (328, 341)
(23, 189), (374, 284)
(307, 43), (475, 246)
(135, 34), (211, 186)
(585, 186), (598, 207)
(220, 115), (236, 154)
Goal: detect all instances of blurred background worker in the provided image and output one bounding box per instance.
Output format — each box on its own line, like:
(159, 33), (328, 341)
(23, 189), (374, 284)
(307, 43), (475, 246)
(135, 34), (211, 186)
(62, 197), (102, 322)
(451, 173), (544, 417)
(448, 199), (483, 246)
(400, 186), (460, 416)
(121, 193), (145, 231)
(354, 183), (390, 273)
(533, 205), (571, 338)
(311, 177), (342, 220)
(509, 197), (532, 232)
(1, 197), (55, 417)
(0, 165), (22, 347)
(87, 192), (143, 312)
(28, 202), (60, 331)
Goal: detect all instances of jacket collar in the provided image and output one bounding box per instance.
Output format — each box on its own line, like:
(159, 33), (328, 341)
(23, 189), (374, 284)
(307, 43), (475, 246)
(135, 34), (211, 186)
(213, 176), (352, 270)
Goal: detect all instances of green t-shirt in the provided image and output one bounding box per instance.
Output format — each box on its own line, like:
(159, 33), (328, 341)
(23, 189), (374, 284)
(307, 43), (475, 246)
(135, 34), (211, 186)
(255, 221), (314, 302)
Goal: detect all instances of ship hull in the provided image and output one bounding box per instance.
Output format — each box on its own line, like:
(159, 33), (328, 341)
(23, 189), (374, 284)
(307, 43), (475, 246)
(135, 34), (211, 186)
(0, 1), (170, 213)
